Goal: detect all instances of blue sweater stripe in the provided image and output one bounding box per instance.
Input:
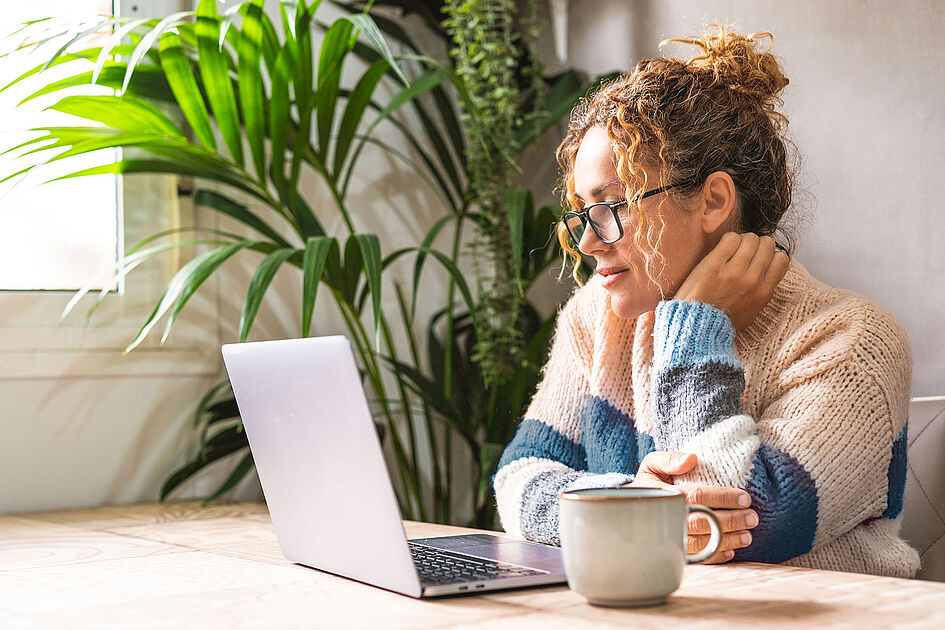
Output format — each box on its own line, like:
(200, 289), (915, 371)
(653, 300), (740, 372)
(496, 399), (659, 479)
(735, 443), (819, 563)
(881, 423), (908, 519)
(580, 396), (654, 475)
(496, 418), (587, 474)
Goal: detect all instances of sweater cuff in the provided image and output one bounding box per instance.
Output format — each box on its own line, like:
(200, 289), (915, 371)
(563, 472), (634, 492)
(653, 300), (739, 372)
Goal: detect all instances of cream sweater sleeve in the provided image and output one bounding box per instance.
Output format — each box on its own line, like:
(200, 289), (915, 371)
(493, 285), (634, 545)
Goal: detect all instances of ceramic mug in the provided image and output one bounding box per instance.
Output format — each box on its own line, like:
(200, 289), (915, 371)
(559, 486), (723, 607)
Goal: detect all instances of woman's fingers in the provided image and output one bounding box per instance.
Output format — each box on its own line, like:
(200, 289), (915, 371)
(701, 548), (736, 565)
(746, 235), (777, 282)
(622, 472), (673, 489)
(688, 508), (759, 534)
(727, 231), (760, 269)
(637, 451), (698, 478)
(706, 231), (742, 264)
(764, 249), (791, 290)
(677, 483), (752, 510)
(688, 530), (753, 558)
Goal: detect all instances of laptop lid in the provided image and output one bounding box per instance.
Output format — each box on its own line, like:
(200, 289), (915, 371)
(221, 335), (422, 598)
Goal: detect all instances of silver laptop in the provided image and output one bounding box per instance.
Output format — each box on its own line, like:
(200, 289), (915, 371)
(221, 335), (566, 598)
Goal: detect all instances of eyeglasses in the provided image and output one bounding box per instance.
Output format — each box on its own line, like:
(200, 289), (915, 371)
(562, 177), (699, 246)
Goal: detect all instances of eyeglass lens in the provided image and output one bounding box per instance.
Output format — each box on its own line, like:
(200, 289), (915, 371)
(566, 204), (621, 245)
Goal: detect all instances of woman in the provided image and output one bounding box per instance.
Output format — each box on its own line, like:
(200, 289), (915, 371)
(493, 25), (920, 577)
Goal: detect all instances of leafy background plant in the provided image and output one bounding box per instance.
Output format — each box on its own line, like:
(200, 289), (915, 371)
(3, 0), (603, 528)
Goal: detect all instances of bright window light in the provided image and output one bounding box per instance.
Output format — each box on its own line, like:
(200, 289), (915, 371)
(0, 0), (120, 291)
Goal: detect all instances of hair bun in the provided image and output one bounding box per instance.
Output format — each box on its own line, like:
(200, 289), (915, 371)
(660, 24), (789, 113)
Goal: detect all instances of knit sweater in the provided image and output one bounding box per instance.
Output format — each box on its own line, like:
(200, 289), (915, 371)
(493, 258), (921, 578)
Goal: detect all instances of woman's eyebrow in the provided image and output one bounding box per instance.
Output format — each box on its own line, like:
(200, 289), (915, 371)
(574, 180), (623, 202)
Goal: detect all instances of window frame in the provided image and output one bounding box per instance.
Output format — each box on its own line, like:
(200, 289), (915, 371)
(0, 0), (220, 380)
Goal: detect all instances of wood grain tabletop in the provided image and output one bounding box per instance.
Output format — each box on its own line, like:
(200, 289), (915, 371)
(2, 500), (943, 629)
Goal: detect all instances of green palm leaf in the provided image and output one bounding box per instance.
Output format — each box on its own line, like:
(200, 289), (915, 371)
(302, 236), (336, 337)
(123, 240), (255, 352)
(159, 240), (260, 344)
(380, 245), (479, 332)
(123, 11), (193, 95)
(0, 44), (133, 94)
(239, 247), (297, 342)
(18, 64), (174, 106)
(194, 189), (291, 248)
(160, 425), (248, 501)
(340, 68), (444, 196)
(333, 58), (388, 177)
(354, 233), (382, 348)
(49, 94), (183, 138)
(237, 0), (267, 181)
(38, 17), (128, 73)
(340, 13), (408, 87)
(47, 156), (270, 206)
(203, 450), (255, 505)
(289, 2), (314, 190)
(268, 42), (294, 198)
(158, 30), (215, 149)
(196, 0), (243, 166)
(91, 18), (149, 84)
(410, 214), (454, 318)
(315, 18), (354, 164)
(61, 237), (232, 321)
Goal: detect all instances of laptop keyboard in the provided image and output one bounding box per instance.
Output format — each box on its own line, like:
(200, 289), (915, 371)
(407, 541), (548, 586)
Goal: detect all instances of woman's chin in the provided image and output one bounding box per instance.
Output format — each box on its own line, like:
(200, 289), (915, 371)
(607, 293), (658, 320)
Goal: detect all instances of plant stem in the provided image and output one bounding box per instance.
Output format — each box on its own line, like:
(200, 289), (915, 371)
(378, 307), (427, 522)
(395, 282), (443, 523)
(346, 298), (425, 517)
(327, 178), (358, 237)
(333, 290), (418, 518)
(442, 207), (467, 520)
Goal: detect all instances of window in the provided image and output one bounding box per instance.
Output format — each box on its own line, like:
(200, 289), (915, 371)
(0, 0), (219, 379)
(0, 1), (120, 291)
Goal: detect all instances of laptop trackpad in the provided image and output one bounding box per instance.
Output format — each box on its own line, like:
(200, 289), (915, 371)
(409, 534), (564, 573)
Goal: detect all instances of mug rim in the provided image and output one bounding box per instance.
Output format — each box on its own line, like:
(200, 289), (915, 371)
(559, 486), (686, 502)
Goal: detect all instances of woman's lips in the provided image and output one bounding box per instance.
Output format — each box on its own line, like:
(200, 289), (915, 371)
(597, 266), (627, 288)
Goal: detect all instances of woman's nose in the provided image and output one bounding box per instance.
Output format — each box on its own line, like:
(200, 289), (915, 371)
(578, 225), (606, 255)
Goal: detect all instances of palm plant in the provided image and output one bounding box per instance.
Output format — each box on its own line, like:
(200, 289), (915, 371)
(2, 0), (468, 519)
(3, 0), (606, 527)
(346, 0), (608, 526)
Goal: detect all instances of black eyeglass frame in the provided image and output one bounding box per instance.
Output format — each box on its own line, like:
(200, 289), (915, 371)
(563, 177), (699, 246)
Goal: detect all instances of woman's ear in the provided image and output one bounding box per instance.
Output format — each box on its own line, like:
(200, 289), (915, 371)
(698, 171), (738, 234)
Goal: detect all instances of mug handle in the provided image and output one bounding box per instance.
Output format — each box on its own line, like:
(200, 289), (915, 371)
(685, 504), (723, 564)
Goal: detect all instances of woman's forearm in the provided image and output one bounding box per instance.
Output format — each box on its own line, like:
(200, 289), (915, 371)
(649, 299), (903, 564)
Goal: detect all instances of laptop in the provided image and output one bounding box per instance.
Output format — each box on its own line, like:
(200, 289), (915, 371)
(221, 335), (567, 598)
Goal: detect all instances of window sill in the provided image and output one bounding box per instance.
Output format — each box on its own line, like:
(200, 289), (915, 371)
(0, 346), (219, 380)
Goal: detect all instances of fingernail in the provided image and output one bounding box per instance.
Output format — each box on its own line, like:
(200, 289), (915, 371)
(747, 512), (759, 527)
(738, 493), (751, 507)
(725, 550), (735, 559)
(740, 533), (752, 546)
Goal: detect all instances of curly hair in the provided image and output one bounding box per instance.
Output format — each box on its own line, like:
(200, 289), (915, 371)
(555, 24), (801, 285)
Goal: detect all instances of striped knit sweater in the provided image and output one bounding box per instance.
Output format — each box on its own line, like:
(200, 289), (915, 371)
(493, 258), (921, 578)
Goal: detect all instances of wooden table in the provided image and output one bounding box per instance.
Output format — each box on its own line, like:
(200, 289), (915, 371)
(2, 501), (944, 629)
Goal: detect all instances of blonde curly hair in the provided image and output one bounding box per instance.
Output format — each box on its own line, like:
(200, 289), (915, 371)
(555, 24), (800, 285)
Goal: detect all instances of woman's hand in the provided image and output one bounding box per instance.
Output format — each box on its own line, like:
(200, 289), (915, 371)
(674, 232), (790, 331)
(620, 451), (759, 564)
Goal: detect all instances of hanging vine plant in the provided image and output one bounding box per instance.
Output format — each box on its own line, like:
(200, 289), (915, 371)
(441, 0), (544, 386)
